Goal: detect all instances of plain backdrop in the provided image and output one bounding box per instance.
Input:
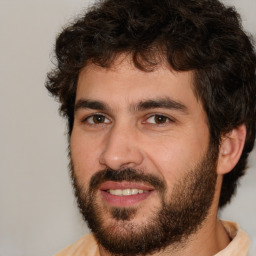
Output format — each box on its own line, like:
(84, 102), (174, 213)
(0, 0), (255, 255)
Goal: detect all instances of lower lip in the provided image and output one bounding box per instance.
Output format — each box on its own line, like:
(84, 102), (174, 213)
(100, 190), (153, 207)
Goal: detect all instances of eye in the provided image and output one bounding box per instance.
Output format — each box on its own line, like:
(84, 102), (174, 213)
(85, 114), (111, 125)
(146, 114), (172, 125)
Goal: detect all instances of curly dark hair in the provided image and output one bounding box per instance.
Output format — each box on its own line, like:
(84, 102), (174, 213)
(46, 0), (256, 208)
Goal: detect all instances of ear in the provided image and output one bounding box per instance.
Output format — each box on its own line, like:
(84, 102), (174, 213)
(217, 125), (246, 175)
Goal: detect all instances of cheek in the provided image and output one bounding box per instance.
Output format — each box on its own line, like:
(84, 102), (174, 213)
(144, 132), (209, 190)
(70, 131), (102, 182)
(140, 139), (179, 191)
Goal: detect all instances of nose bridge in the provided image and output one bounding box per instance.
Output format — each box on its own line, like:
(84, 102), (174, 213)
(99, 121), (143, 170)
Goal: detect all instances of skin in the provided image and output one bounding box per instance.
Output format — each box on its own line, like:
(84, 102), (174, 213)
(70, 56), (245, 256)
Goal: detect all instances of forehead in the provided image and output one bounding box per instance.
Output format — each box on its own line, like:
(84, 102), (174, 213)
(77, 57), (197, 103)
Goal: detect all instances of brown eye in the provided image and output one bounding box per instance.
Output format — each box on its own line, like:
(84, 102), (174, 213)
(154, 115), (167, 124)
(86, 114), (111, 124)
(93, 115), (105, 123)
(146, 114), (171, 125)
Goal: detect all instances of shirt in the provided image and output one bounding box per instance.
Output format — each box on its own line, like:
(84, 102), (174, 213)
(54, 221), (250, 256)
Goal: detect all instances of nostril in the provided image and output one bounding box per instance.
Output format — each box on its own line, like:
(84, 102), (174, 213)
(99, 148), (144, 171)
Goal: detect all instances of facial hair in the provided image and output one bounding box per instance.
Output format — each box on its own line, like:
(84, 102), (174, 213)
(70, 145), (218, 256)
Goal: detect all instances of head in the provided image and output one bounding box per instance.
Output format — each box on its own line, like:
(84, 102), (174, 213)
(46, 0), (256, 254)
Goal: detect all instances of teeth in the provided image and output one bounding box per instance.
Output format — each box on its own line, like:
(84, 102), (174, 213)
(108, 189), (147, 196)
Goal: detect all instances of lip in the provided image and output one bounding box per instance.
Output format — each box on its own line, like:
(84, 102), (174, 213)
(99, 181), (154, 207)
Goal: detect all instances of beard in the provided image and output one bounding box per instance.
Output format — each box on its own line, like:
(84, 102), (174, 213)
(70, 144), (218, 256)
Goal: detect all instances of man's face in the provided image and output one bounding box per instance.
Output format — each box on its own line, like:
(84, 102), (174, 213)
(70, 57), (218, 255)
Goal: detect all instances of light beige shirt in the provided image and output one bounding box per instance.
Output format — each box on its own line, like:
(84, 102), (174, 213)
(54, 221), (250, 256)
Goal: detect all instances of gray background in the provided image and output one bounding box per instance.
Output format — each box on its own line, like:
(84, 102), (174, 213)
(0, 0), (255, 255)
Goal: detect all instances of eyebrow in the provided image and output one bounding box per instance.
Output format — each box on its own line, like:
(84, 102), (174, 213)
(132, 97), (188, 113)
(74, 99), (110, 112)
(74, 97), (188, 114)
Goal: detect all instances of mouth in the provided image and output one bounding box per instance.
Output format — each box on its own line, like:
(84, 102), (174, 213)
(107, 188), (148, 196)
(99, 181), (154, 207)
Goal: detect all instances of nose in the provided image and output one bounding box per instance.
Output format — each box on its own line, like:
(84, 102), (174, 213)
(99, 123), (144, 170)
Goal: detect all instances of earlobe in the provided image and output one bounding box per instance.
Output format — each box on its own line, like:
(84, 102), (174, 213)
(217, 125), (246, 175)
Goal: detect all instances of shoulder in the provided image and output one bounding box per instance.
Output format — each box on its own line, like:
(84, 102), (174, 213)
(54, 234), (99, 256)
(215, 221), (250, 256)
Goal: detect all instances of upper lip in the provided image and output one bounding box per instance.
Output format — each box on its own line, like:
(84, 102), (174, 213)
(99, 181), (154, 191)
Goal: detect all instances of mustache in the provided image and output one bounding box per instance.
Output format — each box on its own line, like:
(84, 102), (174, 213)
(89, 168), (166, 193)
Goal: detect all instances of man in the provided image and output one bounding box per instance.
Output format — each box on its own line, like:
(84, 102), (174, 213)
(46, 0), (256, 255)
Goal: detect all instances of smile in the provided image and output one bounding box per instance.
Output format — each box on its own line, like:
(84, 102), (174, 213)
(100, 181), (154, 206)
(107, 189), (149, 196)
